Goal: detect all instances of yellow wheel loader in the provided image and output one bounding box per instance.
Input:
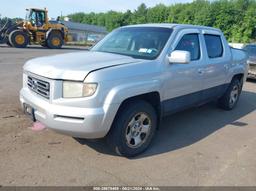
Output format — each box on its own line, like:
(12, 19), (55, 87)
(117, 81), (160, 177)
(0, 8), (68, 48)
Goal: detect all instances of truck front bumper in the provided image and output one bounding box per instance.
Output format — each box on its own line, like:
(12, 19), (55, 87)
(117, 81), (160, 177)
(20, 88), (118, 139)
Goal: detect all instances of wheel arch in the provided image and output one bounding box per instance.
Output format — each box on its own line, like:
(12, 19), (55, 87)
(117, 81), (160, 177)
(111, 91), (162, 130)
(46, 28), (64, 39)
(227, 63), (247, 84)
(8, 29), (29, 48)
(232, 73), (244, 83)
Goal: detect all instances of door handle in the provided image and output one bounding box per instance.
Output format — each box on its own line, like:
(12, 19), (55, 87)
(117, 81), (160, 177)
(198, 68), (204, 75)
(224, 64), (229, 69)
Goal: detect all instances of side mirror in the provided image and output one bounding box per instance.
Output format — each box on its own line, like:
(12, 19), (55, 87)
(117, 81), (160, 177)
(168, 50), (191, 64)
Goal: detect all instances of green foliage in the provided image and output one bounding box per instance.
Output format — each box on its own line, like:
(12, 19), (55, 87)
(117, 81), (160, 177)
(66, 0), (256, 43)
(147, 4), (169, 23)
(132, 3), (148, 24)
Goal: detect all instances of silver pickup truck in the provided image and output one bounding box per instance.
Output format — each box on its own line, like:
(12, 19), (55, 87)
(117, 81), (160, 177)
(20, 24), (248, 157)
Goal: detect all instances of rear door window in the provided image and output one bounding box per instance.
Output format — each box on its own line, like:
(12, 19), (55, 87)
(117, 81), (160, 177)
(204, 34), (223, 58)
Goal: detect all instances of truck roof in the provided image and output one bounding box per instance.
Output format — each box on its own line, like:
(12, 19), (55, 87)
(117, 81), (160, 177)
(122, 23), (221, 33)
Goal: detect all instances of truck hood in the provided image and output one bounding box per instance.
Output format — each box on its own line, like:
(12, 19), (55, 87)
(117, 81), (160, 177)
(24, 51), (139, 81)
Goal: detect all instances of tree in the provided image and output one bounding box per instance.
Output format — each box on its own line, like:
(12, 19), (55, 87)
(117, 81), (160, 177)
(132, 3), (148, 24)
(122, 10), (133, 26)
(104, 11), (123, 31)
(147, 4), (169, 23)
(66, 0), (256, 42)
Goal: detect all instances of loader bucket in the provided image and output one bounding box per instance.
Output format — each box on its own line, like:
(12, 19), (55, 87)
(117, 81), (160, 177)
(0, 28), (5, 43)
(0, 20), (13, 44)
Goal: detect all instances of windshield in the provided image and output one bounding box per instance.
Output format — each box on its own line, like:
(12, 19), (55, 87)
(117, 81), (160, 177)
(92, 27), (172, 60)
(28, 10), (36, 25)
(26, 10), (45, 27)
(25, 10), (30, 21)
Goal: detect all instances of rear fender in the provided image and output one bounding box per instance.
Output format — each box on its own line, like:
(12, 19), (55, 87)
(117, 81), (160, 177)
(227, 63), (248, 84)
(227, 48), (248, 83)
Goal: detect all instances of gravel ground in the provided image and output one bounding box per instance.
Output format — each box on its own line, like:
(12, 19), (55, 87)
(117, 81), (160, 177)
(0, 44), (256, 186)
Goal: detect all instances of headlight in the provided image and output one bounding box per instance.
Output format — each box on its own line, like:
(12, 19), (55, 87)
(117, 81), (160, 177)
(63, 81), (97, 98)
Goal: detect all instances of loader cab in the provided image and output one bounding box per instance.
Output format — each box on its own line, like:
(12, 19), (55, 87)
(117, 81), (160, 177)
(26, 8), (47, 27)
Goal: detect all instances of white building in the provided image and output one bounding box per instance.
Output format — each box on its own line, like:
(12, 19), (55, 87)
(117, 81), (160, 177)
(229, 43), (245, 49)
(61, 21), (107, 43)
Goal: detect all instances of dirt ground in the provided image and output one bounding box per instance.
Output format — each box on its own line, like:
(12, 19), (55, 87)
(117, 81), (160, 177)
(0, 44), (256, 186)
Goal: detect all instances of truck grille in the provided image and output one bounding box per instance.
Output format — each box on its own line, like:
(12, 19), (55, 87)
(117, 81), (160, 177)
(27, 76), (50, 99)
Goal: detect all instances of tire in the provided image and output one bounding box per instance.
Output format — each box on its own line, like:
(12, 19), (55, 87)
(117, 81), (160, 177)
(9, 30), (29, 48)
(6, 40), (12, 47)
(41, 42), (48, 48)
(218, 78), (242, 110)
(107, 100), (157, 157)
(46, 33), (63, 49)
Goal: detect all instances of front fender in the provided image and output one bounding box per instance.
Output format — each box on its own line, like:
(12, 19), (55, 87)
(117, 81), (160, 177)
(104, 80), (161, 105)
(99, 80), (161, 136)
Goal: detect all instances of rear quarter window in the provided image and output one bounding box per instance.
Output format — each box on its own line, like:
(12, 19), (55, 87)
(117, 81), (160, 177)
(204, 34), (223, 58)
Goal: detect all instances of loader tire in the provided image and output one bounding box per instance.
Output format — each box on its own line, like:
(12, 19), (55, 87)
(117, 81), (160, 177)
(41, 42), (48, 48)
(47, 33), (63, 49)
(9, 30), (29, 48)
(6, 40), (12, 47)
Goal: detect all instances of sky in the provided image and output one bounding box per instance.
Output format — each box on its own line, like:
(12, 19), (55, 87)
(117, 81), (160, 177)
(0, 0), (192, 19)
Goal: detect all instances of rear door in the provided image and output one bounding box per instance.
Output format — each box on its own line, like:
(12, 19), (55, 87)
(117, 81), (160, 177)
(201, 31), (230, 101)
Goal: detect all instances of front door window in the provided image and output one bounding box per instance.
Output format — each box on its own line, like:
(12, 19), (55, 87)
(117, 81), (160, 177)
(36, 11), (45, 27)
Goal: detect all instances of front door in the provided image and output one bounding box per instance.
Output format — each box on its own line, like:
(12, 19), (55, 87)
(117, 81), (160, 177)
(162, 29), (205, 115)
